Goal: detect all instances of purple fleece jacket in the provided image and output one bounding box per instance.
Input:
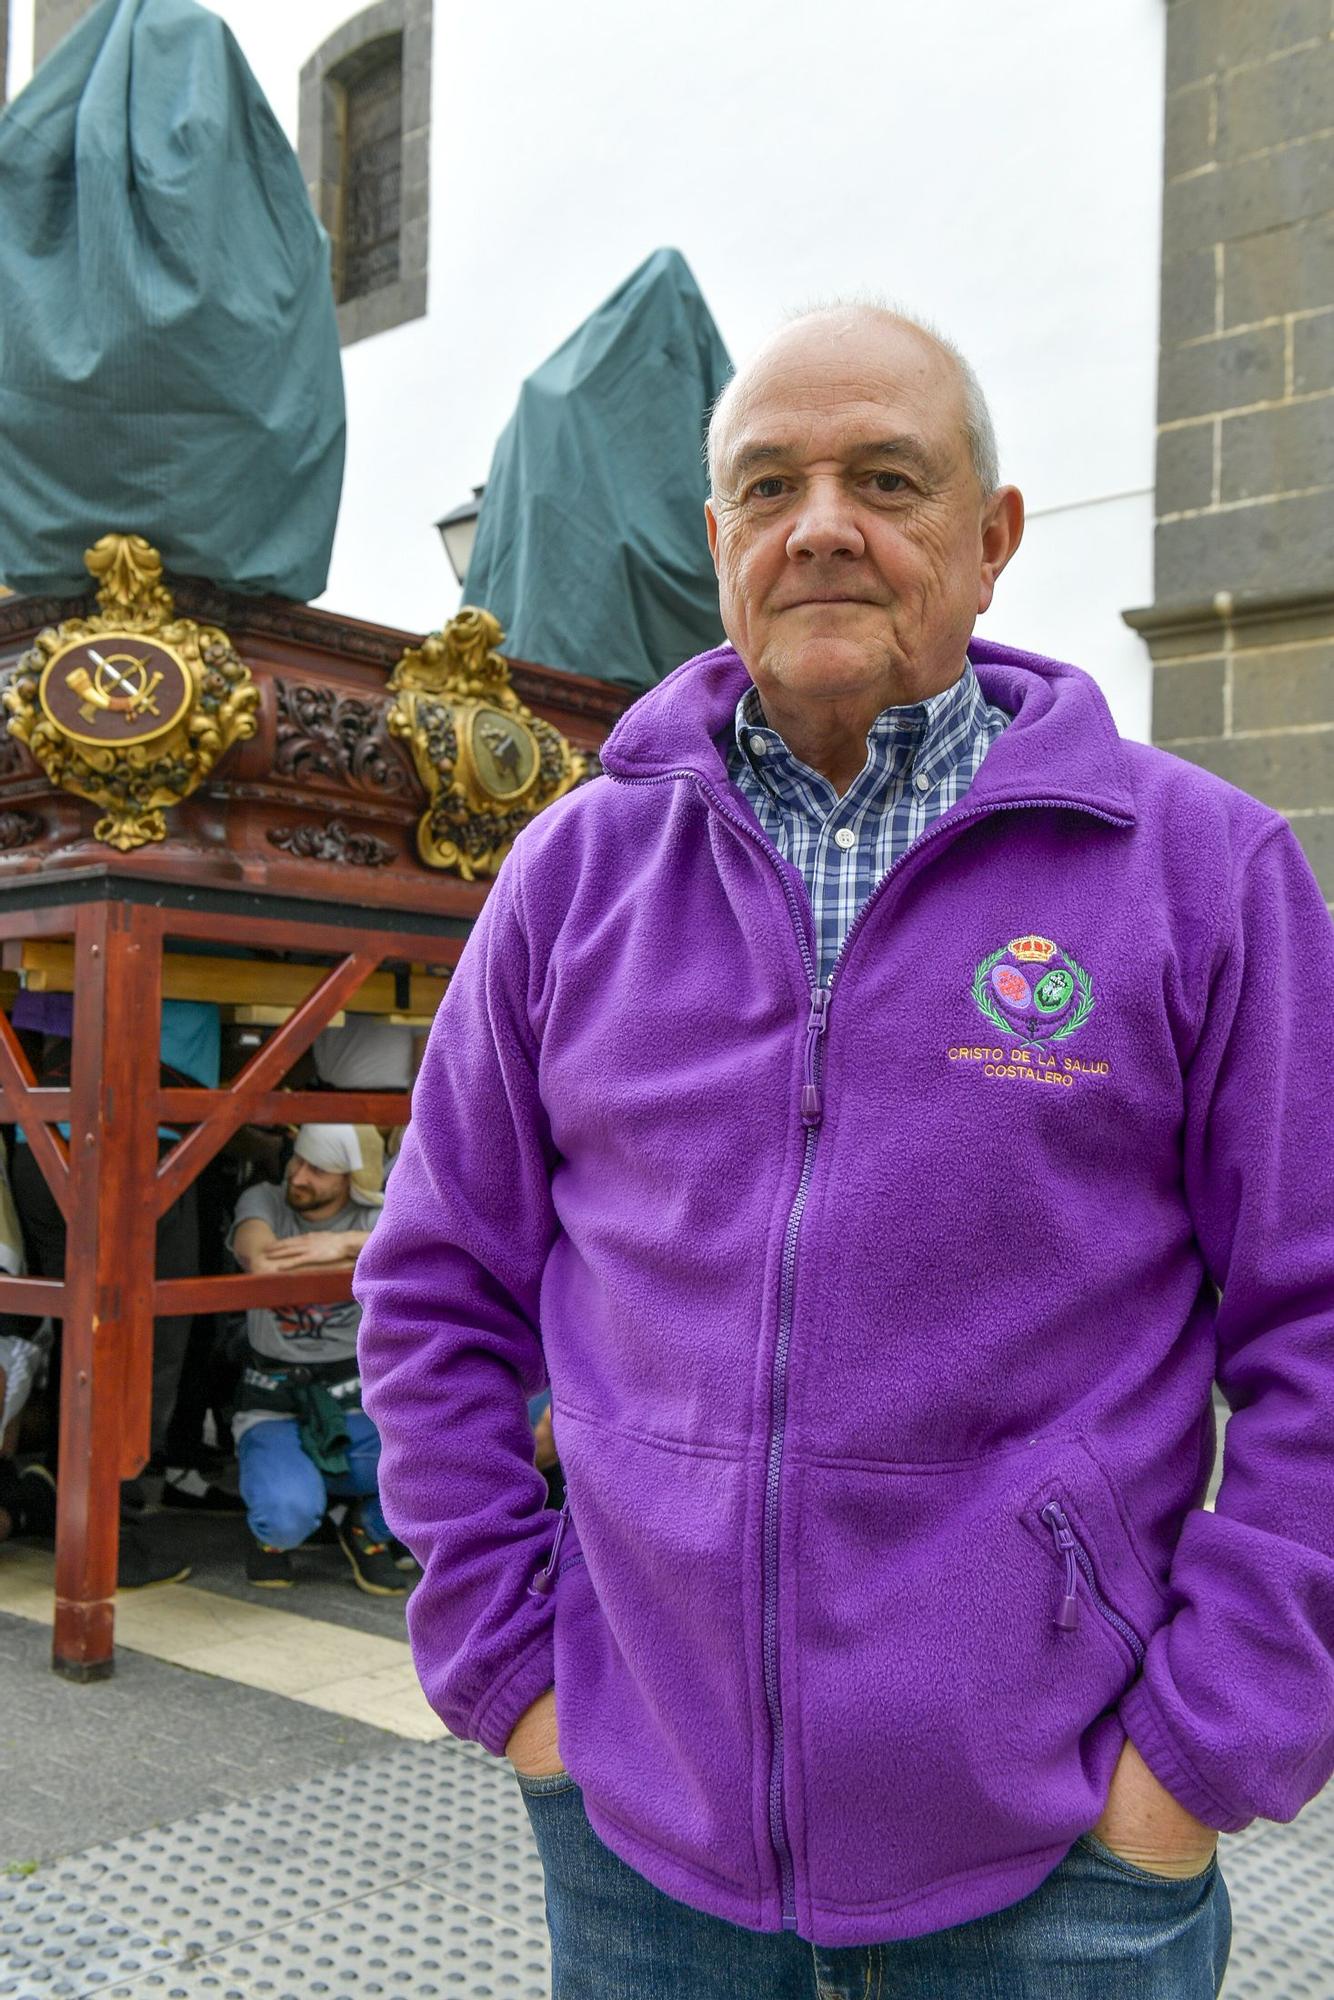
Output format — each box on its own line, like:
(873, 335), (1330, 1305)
(356, 638), (1334, 1946)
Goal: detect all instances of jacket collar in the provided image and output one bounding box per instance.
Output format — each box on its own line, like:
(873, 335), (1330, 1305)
(600, 635), (1137, 827)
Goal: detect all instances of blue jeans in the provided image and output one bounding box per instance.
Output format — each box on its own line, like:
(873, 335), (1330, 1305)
(518, 1776), (1231, 1999)
(237, 1412), (391, 1549)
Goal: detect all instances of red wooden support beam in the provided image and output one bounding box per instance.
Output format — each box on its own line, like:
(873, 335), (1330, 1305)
(152, 951), (383, 1219)
(157, 1088), (411, 1129)
(0, 1007), (70, 1219)
(0, 1275), (66, 1315)
(155, 1266), (357, 1317)
(53, 903), (162, 1679)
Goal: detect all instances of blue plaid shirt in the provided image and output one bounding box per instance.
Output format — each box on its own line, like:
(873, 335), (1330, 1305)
(727, 661), (1009, 982)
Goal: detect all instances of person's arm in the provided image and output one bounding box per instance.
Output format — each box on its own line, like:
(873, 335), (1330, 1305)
(262, 1228), (371, 1269)
(231, 1214), (282, 1273)
(355, 845), (561, 1757)
(1118, 821), (1334, 1832)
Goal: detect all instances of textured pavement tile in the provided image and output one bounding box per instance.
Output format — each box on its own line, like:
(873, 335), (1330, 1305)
(0, 1612), (395, 1867)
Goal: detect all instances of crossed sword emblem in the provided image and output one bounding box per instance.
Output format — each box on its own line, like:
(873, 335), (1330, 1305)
(66, 645), (164, 725)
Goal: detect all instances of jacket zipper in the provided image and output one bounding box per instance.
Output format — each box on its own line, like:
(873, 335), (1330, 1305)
(529, 1495), (584, 1598)
(609, 764), (1131, 1927)
(1040, 1501), (1144, 1664)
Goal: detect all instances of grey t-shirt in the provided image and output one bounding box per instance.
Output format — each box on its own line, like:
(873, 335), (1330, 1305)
(228, 1178), (381, 1366)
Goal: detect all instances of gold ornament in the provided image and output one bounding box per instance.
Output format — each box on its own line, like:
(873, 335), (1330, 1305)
(2, 536), (258, 851)
(387, 607), (587, 879)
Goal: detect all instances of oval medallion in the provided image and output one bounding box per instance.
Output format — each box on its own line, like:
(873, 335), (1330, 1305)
(39, 634), (192, 750)
(991, 963), (1032, 1011)
(1034, 968), (1075, 1015)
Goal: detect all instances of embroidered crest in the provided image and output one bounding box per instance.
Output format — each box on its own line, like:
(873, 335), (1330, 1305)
(971, 935), (1094, 1044)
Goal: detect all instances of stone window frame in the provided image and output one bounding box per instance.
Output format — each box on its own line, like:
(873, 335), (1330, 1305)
(299, 0), (431, 349)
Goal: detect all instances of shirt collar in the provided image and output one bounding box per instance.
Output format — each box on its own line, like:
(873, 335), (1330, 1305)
(733, 658), (988, 799)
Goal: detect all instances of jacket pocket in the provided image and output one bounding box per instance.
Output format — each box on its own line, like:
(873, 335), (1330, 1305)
(547, 1423), (767, 1906)
(788, 1438), (1161, 1919)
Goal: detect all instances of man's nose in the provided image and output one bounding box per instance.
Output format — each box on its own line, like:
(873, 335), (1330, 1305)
(785, 479), (865, 562)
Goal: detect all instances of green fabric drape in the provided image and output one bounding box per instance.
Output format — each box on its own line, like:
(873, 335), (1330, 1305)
(464, 248), (732, 692)
(0, 0), (345, 601)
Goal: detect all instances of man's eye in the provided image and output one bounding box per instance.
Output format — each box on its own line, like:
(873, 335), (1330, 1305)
(749, 477), (787, 499)
(869, 472), (907, 494)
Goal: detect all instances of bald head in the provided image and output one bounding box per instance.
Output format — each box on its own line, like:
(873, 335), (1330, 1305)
(707, 305), (999, 500)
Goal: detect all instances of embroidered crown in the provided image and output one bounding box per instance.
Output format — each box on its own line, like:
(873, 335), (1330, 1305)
(1008, 935), (1058, 963)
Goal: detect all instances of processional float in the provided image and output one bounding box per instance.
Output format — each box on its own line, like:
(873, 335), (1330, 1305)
(0, 0), (628, 1675)
(0, 537), (619, 1675)
(0, 0), (728, 1675)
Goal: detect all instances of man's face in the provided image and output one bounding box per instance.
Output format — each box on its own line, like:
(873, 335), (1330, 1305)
(286, 1154), (351, 1217)
(705, 319), (1021, 710)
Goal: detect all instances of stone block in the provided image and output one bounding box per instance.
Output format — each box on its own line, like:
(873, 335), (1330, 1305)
(1168, 0), (1327, 90)
(1294, 311), (1334, 393)
(1166, 82), (1217, 181)
(1162, 251), (1220, 344)
(1218, 41), (1334, 161)
(1221, 400), (1334, 502)
(1158, 325), (1285, 420)
(1289, 811), (1334, 899)
(1224, 217), (1334, 327)
(1232, 641), (1334, 729)
(1155, 489), (1334, 601)
(1157, 421), (1217, 513)
(1163, 134), (1334, 260)
(1173, 725), (1334, 810)
(1151, 656), (1227, 741)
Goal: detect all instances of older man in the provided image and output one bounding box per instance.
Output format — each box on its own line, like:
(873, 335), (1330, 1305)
(356, 307), (1334, 1997)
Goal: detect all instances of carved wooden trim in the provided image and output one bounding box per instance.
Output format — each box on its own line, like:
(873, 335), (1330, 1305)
(266, 818), (395, 866)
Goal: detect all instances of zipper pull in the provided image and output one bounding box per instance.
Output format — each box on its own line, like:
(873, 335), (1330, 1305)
(1041, 1501), (1080, 1631)
(800, 985), (830, 1126)
(528, 1497), (572, 1599)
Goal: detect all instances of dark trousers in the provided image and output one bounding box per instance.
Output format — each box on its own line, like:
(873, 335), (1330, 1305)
(5, 1140), (198, 1462)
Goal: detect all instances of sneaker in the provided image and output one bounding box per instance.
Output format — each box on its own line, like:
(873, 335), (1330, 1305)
(118, 1521), (191, 1590)
(160, 1466), (245, 1514)
(245, 1535), (294, 1588)
(338, 1508), (409, 1597)
(15, 1463), (56, 1540)
(389, 1537), (421, 1575)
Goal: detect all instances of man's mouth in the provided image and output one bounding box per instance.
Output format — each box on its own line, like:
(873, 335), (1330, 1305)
(779, 594), (876, 610)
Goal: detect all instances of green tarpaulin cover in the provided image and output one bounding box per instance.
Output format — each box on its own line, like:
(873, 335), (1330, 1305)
(464, 248), (731, 692)
(0, 0), (345, 601)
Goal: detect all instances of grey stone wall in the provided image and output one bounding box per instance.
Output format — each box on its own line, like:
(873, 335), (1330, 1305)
(298, 0), (432, 348)
(32, 0), (95, 65)
(1133, 0), (1334, 902)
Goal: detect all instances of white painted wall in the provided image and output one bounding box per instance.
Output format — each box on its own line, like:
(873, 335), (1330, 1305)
(9, 0), (1165, 737)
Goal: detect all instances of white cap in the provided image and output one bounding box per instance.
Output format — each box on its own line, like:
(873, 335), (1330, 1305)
(292, 1123), (364, 1174)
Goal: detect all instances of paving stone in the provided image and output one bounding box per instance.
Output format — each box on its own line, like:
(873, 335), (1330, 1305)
(0, 1612), (393, 1868)
(0, 1735), (545, 2000)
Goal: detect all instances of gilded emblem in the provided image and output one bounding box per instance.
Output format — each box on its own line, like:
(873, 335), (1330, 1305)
(387, 607), (585, 879)
(2, 535), (258, 850)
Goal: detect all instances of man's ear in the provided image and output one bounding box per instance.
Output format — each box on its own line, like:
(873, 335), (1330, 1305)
(977, 486), (1024, 615)
(705, 500), (722, 576)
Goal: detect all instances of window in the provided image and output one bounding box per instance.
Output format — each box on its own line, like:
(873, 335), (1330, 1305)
(336, 38), (403, 304)
(299, 0), (431, 347)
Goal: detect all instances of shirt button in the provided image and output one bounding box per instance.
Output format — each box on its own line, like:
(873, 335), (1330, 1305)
(834, 827), (856, 851)
(749, 734), (767, 756)
(914, 772), (931, 793)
